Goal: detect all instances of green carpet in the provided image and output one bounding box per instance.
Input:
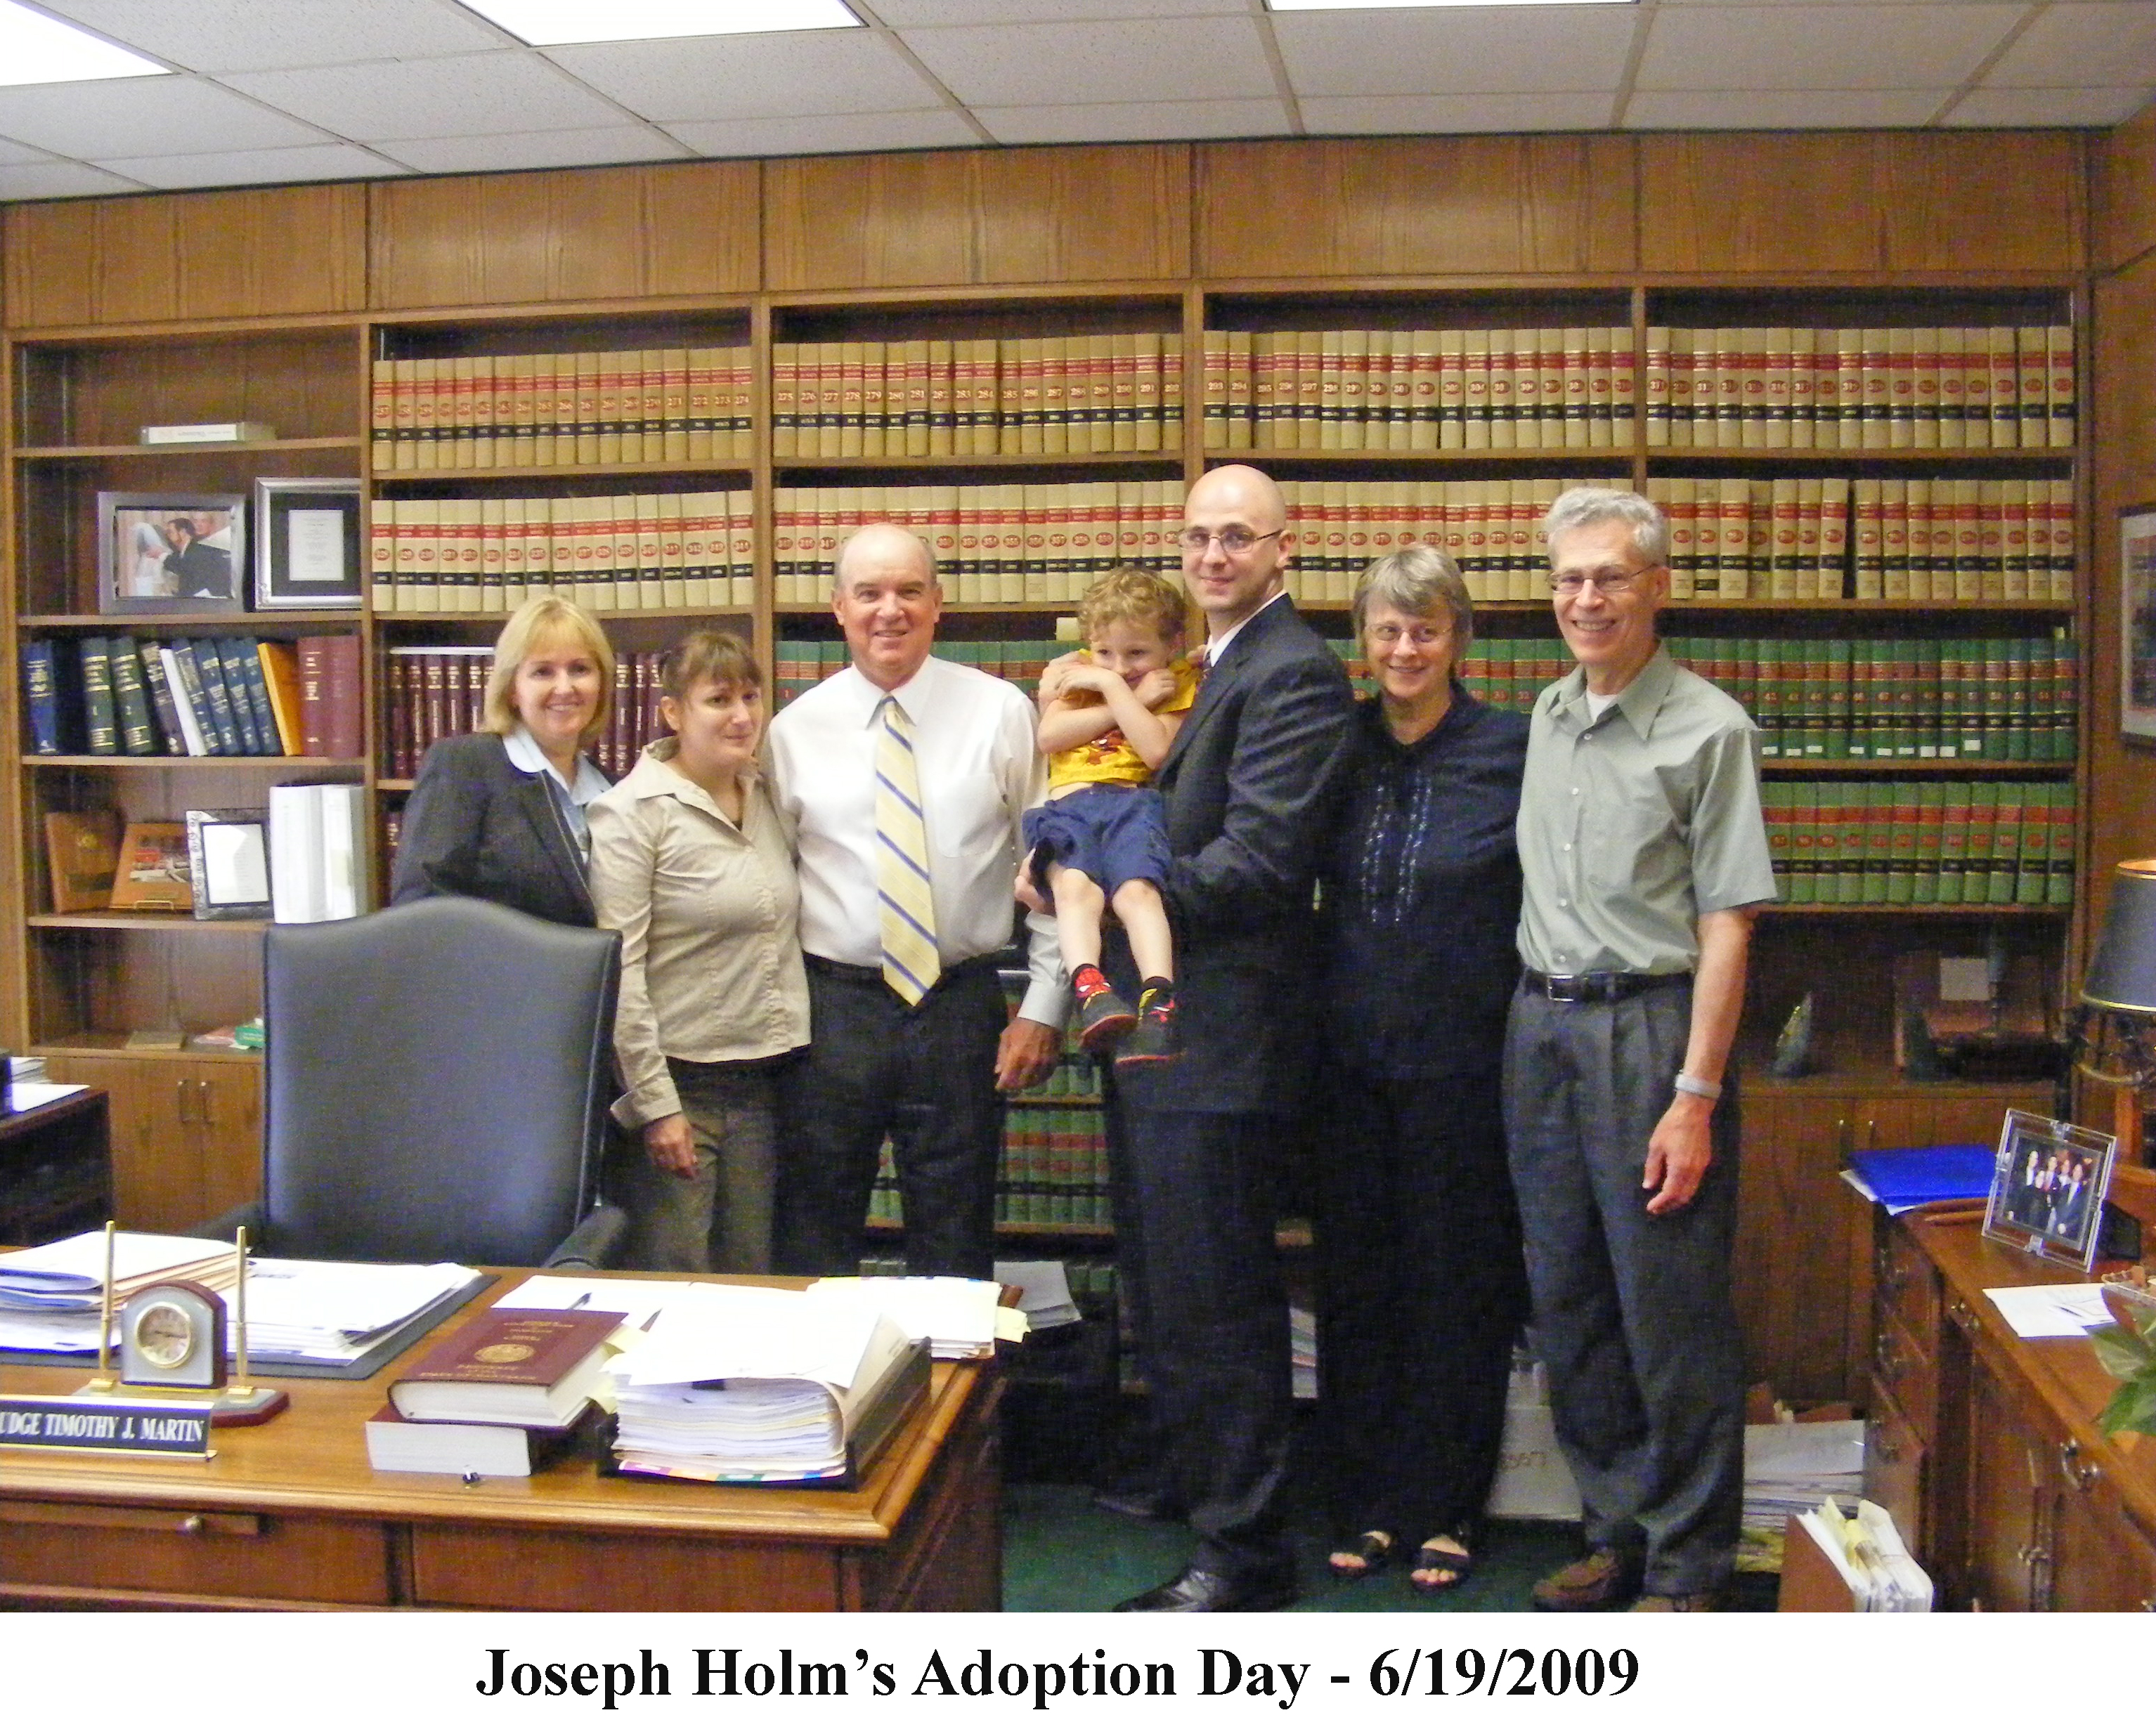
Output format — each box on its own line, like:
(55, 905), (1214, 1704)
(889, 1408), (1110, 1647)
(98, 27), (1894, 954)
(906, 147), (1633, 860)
(1001, 1485), (1780, 1612)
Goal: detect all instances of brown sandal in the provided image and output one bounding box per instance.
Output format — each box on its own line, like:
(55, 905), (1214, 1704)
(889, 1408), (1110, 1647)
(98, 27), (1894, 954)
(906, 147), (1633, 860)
(1410, 1534), (1475, 1593)
(1327, 1530), (1396, 1582)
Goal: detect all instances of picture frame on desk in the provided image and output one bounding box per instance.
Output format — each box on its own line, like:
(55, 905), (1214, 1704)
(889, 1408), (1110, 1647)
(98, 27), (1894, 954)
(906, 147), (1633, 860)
(2120, 504), (2156, 743)
(1983, 1107), (2117, 1271)
(253, 478), (362, 611)
(184, 807), (271, 921)
(98, 493), (248, 616)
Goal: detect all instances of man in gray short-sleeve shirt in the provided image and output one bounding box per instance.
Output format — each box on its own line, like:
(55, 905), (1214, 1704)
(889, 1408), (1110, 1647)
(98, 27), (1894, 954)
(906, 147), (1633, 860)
(1506, 487), (1777, 1614)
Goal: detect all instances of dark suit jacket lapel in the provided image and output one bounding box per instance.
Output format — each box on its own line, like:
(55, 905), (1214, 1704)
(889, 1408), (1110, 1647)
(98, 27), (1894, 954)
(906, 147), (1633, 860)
(511, 771), (593, 919)
(1160, 595), (1283, 779)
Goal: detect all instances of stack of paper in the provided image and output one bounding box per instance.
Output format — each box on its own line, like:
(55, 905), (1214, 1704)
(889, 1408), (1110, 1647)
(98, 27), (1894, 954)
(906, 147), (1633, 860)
(992, 1261), (1079, 1329)
(809, 1275), (1010, 1357)
(1794, 1498), (1933, 1611)
(610, 1284), (912, 1481)
(237, 1259), (479, 1362)
(0, 1232), (238, 1352)
(1743, 1418), (1866, 1534)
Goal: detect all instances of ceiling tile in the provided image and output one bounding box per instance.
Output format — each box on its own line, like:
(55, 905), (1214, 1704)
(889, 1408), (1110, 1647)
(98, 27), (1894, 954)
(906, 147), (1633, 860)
(1302, 91), (1619, 132)
(668, 109), (980, 158)
(222, 48), (628, 139)
(0, 136), (58, 166)
(902, 16), (1275, 106)
(1637, 5), (2024, 91)
(34, 0), (512, 73)
(1274, 9), (1640, 96)
(380, 124), (689, 173)
(547, 31), (942, 122)
(93, 141), (408, 188)
(978, 96), (1289, 143)
(1947, 84), (2155, 125)
(0, 159), (145, 198)
(1625, 86), (1951, 126)
(1987, 4), (2156, 87)
(0, 74), (331, 159)
(878, 1), (1247, 21)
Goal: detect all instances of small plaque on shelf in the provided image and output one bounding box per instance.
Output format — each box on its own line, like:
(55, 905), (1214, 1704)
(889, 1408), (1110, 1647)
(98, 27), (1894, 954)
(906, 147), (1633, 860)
(139, 422), (275, 445)
(106, 821), (191, 913)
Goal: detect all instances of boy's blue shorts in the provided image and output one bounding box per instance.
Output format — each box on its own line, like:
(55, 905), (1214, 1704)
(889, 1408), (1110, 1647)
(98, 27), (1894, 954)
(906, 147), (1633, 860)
(1022, 783), (1171, 898)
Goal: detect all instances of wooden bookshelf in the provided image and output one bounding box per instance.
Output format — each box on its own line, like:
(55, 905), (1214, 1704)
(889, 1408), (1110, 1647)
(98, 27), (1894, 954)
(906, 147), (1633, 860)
(0, 135), (2103, 1390)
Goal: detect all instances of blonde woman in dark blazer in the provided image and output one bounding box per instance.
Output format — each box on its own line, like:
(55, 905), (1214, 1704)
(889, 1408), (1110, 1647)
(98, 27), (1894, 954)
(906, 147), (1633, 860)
(391, 595), (616, 925)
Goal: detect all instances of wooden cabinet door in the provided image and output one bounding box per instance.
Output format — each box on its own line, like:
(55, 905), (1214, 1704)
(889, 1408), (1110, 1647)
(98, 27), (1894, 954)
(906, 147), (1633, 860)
(1734, 1089), (1862, 1402)
(37, 1057), (261, 1232)
(2044, 1441), (2156, 1612)
(1963, 1345), (2044, 1611)
(190, 1066), (261, 1221)
(41, 1056), (200, 1232)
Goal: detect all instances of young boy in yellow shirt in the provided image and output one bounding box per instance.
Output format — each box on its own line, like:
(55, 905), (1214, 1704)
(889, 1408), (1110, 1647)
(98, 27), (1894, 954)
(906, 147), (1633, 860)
(1022, 566), (1197, 1067)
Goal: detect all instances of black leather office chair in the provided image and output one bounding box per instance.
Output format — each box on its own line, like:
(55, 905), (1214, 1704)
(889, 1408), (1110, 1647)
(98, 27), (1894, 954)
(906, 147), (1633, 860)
(208, 896), (628, 1269)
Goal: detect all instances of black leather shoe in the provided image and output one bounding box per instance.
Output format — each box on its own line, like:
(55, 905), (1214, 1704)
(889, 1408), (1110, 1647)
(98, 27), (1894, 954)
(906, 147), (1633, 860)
(1113, 1565), (1297, 1612)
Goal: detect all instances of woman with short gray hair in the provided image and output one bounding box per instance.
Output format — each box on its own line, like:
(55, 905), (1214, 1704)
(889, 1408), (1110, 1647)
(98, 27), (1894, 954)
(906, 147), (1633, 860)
(1313, 541), (1531, 1594)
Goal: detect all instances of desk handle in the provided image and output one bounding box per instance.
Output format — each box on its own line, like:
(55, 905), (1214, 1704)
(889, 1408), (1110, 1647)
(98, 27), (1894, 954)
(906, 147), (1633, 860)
(2058, 1439), (2100, 1492)
(1871, 1430), (1902, 1466)
(1872, 1331), (1904, 1384)
(1947, 1298), (1980, 1338)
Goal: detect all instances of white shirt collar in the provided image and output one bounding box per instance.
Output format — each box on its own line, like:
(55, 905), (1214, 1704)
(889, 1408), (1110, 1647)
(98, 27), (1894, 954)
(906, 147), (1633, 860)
(836, 656), (944, 725)
(1203, 587), (1289, 668)
(503, 724), (608, 804)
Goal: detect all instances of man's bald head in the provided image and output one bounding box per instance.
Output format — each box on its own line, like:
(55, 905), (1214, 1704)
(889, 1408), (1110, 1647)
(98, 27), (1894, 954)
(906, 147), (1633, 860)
(1181, 464), (1294, 635)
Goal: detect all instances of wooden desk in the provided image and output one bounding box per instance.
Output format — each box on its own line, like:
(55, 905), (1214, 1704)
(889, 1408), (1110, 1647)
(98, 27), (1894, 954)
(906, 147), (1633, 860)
(0, 1088), (110, 1244)
(0, 1273), (1003, 1612)
(1865, 1204), (2156, 1610)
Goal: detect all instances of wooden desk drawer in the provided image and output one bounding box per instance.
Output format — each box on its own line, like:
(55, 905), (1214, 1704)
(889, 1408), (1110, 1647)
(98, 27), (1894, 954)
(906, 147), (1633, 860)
(1870, 1303), (1937, 1445)
(1873, 1223), (1940, 1351)
(408, 1524), (842, 1611)
(0, 1498), (391, 1606)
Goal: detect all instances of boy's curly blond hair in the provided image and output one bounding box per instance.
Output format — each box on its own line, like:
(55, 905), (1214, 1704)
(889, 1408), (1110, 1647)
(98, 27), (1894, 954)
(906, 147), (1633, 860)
(1077, 564), (1187, 644)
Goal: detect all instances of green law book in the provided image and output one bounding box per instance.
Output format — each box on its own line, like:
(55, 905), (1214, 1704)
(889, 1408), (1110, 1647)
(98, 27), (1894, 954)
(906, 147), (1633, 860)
(1861, 782), (1893, 904)
(1885, 782), (1918, 904)
(1913, 783), (1942, 906)
(1784, 781), (1817, 905)
(1983, 785), (2018, 906)
(1937, 781), (1971, 905)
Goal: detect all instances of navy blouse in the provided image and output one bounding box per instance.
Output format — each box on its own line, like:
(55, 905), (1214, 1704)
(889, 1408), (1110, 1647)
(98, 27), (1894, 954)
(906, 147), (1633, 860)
(1318, 688), (1529, 1081)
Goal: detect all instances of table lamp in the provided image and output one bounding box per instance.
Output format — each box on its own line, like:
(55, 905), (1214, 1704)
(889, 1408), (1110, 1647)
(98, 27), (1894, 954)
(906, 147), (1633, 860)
(2070, 859), (2156, 1164)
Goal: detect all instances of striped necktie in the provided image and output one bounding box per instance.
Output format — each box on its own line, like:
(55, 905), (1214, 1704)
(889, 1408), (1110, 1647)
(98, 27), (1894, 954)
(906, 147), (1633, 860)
(874, 695), (940, 1005)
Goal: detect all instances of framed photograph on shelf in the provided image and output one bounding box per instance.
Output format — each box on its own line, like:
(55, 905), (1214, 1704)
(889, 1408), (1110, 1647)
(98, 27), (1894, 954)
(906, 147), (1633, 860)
(2121, 504), (2156, 743)
(184, 808), (271, 921)
(1982, 1109), (2118, 1271)
(253, 478), (362, 611)
(98, 493), (247, 616)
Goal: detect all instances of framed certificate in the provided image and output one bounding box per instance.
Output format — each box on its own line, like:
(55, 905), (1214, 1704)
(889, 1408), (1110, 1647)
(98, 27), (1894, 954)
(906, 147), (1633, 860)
(253, 478), (362, 611)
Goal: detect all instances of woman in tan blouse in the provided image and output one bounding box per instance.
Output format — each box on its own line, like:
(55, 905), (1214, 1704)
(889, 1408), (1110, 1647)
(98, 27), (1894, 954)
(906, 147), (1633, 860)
(587, 631), (809, 1272)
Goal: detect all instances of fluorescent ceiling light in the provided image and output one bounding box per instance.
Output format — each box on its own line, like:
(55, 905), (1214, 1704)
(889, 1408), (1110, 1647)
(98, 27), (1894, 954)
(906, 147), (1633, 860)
(462, 1), (861, 44)
(0, 0), (166, 86)
(1268, 1), (1632, 9)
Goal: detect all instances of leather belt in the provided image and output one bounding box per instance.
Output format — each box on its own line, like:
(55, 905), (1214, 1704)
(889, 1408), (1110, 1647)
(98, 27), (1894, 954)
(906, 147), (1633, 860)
(805, 951), (1003, 994)
(1521, 968), (1692, 1004)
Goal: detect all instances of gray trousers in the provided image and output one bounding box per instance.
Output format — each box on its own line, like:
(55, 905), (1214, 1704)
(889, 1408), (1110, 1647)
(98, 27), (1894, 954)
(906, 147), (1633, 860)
(622, 1060), (778, 1274)
(1502, 977), (1743, 1596)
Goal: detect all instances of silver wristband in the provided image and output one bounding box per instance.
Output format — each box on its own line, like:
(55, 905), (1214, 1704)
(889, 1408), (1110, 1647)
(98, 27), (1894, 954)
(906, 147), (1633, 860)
(1674, 1071), (1722, 1102)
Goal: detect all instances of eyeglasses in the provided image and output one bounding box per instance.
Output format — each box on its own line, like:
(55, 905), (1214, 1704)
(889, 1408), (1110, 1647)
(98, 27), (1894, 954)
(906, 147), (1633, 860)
(1365, 622), (1450, 648)
(1178, 527), (1284, 555)
(1547, 562), (1660, 598)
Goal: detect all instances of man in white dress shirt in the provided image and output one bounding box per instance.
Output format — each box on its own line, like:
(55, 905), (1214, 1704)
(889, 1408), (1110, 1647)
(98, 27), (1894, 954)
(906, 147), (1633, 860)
(767, 522), (1067, 1277)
